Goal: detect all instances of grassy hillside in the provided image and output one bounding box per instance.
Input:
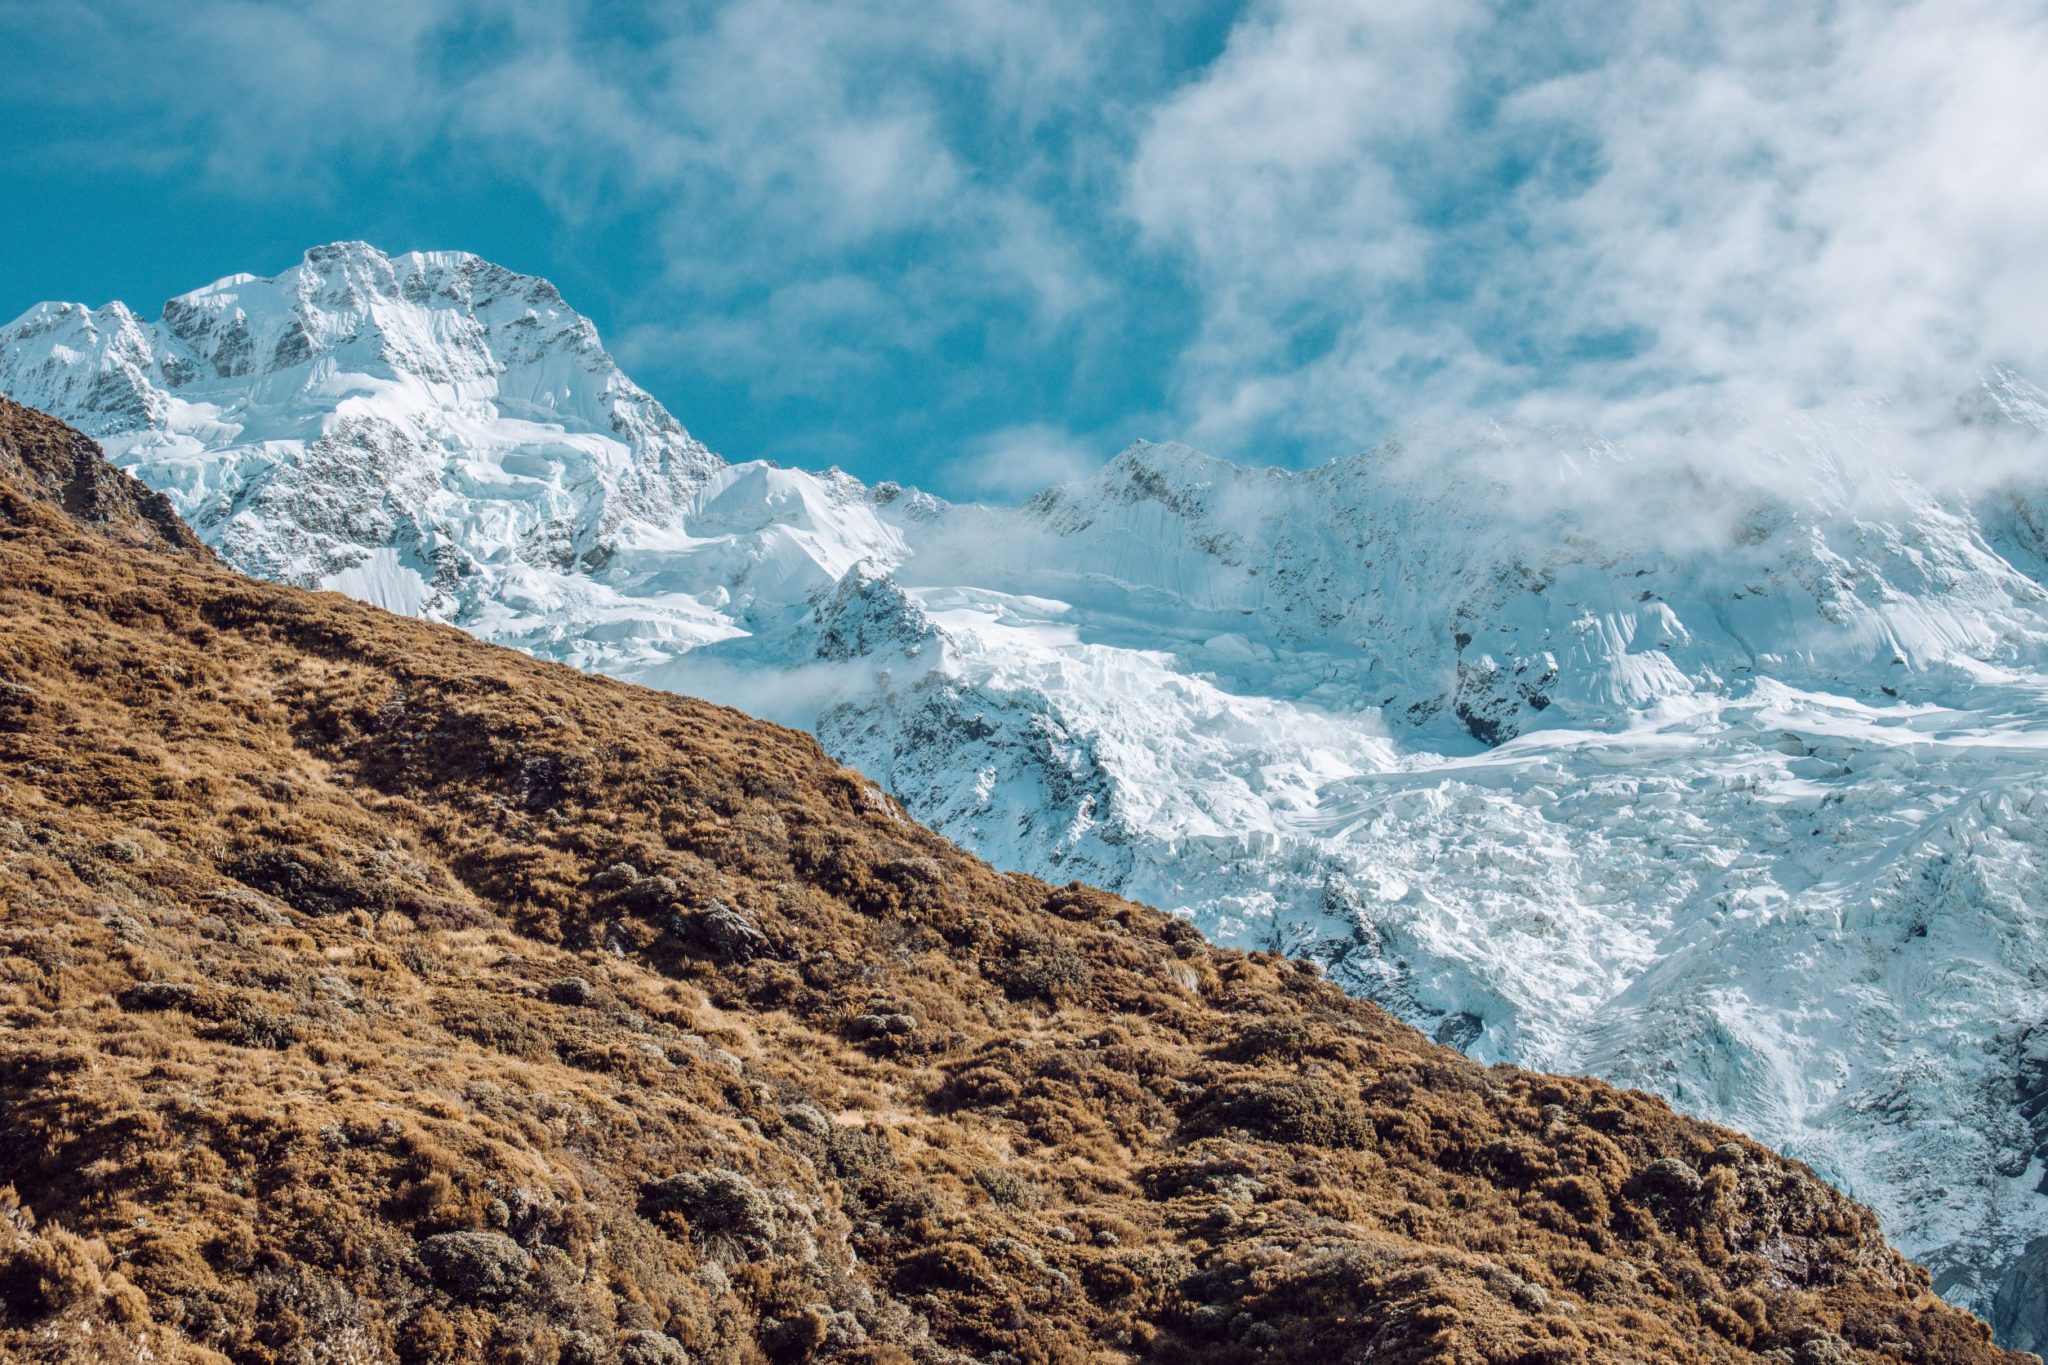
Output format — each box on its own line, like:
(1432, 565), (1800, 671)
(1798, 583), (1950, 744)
(0, 396), (2025, 1363)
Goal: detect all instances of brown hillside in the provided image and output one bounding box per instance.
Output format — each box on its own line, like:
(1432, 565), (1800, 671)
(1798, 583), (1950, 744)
(0, 394), (2026, 1364)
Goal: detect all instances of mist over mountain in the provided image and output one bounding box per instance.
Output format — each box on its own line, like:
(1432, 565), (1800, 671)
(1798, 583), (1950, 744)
(11, 242), (2048, 1340)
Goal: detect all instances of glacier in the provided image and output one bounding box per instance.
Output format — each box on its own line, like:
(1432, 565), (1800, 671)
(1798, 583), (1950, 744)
(9, 241), (2048, 1338)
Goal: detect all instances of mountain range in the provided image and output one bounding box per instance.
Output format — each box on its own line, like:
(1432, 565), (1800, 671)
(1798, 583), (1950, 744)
(9, 242), (2048, 1343)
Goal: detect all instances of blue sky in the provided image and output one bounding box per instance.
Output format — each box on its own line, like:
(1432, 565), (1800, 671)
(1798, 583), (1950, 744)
(3, 1), (2044, 498)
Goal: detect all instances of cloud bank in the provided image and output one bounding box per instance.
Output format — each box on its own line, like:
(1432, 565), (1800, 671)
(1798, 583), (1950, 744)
(1133, 0), (2048, 452)
(4, 0), (2044, 493)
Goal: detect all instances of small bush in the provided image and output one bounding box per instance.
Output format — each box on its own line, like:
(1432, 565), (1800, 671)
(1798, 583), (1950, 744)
(974, 1166), (1043, 1210)
(417, 1231), (532, 1302)
(548, 976), (595, 1006)
(617, 1329), (690, 1365)
(993, 929), (1091, 1001)
(223, 847), (389, 917)
(1180, 1076), (1374, 1149)
(0, 1204), (147, 1328)
(1220, 1018), (1316, 1064)
(642, 1169), (776, 1261)
(1627, 1157), (1704, 1227)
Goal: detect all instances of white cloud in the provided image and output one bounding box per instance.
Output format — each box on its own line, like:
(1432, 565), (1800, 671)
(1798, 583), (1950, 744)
(105, 0), (500, 188)
(1128, 0), (1476, 290)
(13, 0), (2044, 487)
(955, 422), (1105, 500)
(20, 0), (1133, 319)
(615, 273), (904, 403)
(1129, 0), (2048, 455)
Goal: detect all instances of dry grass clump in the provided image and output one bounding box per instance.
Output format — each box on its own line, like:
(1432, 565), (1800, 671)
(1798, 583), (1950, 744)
(0, 395), (2029, 1363)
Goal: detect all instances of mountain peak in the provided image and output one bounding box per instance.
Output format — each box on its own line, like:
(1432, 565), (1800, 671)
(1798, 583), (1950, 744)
(1966, 366), (2048, 433)
(1104, 437), (1239, 481)
(3, 244), (701, 444)
(0, 244), (723, 611)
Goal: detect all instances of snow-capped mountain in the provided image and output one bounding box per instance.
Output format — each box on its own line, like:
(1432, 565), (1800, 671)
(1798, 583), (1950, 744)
(0, 242), (728, 633)
(10, 242), (2048, 1338)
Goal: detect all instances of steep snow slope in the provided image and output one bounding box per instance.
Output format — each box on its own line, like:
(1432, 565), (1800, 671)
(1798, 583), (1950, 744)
(10, 244), (2048, 1337)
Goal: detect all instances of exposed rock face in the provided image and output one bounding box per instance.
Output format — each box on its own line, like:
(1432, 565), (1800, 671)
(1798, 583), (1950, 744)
(1997, 1237), (2048, 1356)
(0, 405), (2031, 1361)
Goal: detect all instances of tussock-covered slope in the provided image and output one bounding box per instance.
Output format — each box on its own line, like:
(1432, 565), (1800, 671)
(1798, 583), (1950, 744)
(0, 397), (2026, 1363)
(0, 394), (210, 561)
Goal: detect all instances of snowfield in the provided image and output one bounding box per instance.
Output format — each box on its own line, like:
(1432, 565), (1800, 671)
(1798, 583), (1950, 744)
(10, 241), (2048, 1337)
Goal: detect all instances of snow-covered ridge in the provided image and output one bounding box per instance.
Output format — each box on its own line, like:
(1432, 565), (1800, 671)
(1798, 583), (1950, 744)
(11, 245), (2048, 1340)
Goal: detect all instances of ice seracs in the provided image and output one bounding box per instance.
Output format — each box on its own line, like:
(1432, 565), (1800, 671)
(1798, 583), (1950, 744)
(11, 245), (2048, 1343)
